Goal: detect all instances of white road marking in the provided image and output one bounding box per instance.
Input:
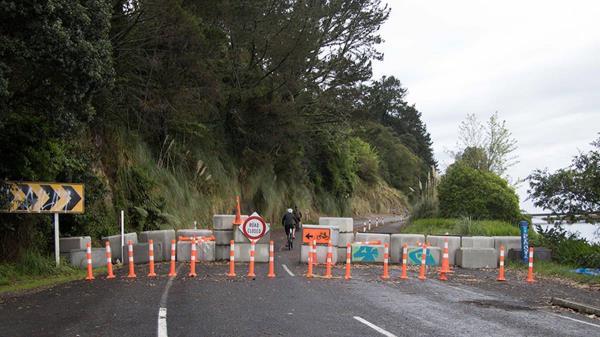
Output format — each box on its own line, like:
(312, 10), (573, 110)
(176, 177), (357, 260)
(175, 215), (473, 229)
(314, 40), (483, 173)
(157, 264), (181, 337)
(282, 264), (295, 277)
(353, 316), (397, 337)
(550, 312), (600, 328)
(158, 307), (168, 337)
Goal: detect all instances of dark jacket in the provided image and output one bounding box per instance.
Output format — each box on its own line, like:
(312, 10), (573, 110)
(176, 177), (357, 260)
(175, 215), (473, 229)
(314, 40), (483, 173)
(282, 212), (296, 228)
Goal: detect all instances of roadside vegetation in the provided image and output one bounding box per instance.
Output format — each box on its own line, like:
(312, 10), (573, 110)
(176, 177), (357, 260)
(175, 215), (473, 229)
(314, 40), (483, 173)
(1, 1), (436, 265)
(0, 251), (109, 294)
(403, 218), (523, 237)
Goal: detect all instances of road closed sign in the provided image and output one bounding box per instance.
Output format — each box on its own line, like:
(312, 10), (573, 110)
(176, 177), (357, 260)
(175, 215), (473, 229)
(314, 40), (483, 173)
(302, 227), (331, 244)
(240, 212), (269, 240)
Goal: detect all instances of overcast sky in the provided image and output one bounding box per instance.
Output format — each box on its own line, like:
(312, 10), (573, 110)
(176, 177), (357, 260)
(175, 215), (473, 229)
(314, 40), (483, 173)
(372, 0), (600, 212)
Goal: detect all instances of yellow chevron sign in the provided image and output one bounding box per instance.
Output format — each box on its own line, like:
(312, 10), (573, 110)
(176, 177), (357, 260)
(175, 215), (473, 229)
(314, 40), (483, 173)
(1, 182), (84, 214)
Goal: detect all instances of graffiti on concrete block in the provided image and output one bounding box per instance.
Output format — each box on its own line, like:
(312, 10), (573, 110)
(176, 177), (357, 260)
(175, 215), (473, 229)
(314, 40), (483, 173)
(352, 245), (380, 262)
(408, 248), (438, 265)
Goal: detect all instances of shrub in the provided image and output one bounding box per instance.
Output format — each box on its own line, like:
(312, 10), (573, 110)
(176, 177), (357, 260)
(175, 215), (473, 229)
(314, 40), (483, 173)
(438, 163), (520, 222)
(534, 224), (600, 268)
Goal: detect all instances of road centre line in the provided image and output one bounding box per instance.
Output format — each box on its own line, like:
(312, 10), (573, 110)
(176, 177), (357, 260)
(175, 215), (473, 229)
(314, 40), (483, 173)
(353, 316), (397, 337)
(282, 264), (295, 277)
(158, 308), (167, 337)
(157, 264), (182, 337)
(550, 312), (600, 329)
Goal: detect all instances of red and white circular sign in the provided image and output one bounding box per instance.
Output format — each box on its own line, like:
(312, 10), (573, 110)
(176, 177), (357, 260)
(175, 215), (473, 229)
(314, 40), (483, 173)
(241, 214), (269, 240)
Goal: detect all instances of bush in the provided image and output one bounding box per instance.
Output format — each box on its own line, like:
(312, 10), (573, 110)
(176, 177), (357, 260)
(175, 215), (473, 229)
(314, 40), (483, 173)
(405, 217), (521, 236)
(534, 224), (600, 268)
(438, 163), (520, 222)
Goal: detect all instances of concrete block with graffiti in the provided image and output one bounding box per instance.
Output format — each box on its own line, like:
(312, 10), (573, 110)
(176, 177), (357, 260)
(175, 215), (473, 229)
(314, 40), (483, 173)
(351, 243), (384, 263)
(406, 246), (441, 266)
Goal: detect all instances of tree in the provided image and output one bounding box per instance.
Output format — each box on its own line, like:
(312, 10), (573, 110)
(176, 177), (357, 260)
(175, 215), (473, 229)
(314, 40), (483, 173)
(453, 112), (518, 178)
(438, 162), (521, 222)
(528, 136), (600, 215)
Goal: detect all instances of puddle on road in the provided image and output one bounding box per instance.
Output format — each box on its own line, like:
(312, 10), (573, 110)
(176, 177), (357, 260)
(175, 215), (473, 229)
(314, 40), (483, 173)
(461, 299), (534, 311)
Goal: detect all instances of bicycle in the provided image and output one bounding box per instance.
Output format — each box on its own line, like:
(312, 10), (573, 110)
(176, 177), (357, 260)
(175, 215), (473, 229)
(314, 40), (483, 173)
(287, 228), (294, 250)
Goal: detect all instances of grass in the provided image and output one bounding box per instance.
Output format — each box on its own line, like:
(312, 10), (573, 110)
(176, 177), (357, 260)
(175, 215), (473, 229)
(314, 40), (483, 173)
(506, 259), (600, 286)
(404, 217), (525, 236)
(0, 251), (110, 294)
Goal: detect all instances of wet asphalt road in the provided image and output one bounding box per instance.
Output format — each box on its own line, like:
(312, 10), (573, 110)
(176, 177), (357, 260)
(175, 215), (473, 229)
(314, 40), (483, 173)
(1, 218), (599, 337)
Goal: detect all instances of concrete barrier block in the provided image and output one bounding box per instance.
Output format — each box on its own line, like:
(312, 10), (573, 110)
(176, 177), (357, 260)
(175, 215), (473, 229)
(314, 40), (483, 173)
(301, 225), (339, 247)
(493, 236), (521, 258)
(234, 243), (269, 263)
(337, 232), (354, 247)
(300, 244), (338, 264)
(507, 247), (552, 262)
(138, 229), (175, 261)
(101, 233), (137, 262)
(318, 217), (354, 233)
(233, 225), (271, 244)
(426, 236), (461, 265)
(212, 214), (249, 230)
(461, 236), (494, 248)
(176, 229), (213, 239)
(176, 241), (215, 262)
(215, 245), (230, 260)
(214, 230), (233, 245)
(456, 247), (497, 268)
(355, 233), (390, 245)
(60, 236), (91, 253)
(336, 247), (348, 263)
(390, 234), (425, 263)
(406, 246), (441, 266)
(350, 243), (385, 263)
(123, 243), (164, 264)
(69, 248), (106, 269)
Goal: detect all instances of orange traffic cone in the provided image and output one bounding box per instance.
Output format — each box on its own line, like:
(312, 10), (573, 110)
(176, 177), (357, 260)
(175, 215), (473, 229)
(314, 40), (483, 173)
(189, 238), (197, 277)
(497, 245), (506, 281)
(439, 239), (449, 281)
(526, 247), (535, 283)
(233, 196), (243, 226)
(127, 240), (136, 278)
(105, 241), (115, 279)
(227, 240), (236, 277)
(248, 240), (256, 278)
(307, 241), (314, 278)
(400, 244), (408, 280)
(168, 240), (177, 277)
(148, 239), (157, 277)
(268, 240), (276, 278)
(85, 242), (94, 280)
(325, 240), (333, 278)
(418, 244), (428, 281)
(344, 243), (352, 280)
(381, 243), (390, 280)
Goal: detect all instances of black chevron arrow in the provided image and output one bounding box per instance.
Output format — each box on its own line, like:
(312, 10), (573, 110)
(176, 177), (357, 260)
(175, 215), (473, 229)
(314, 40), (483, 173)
(41, 185), (58, 211)
(19, 184), (37, 211)
(62, 185), (82, 211)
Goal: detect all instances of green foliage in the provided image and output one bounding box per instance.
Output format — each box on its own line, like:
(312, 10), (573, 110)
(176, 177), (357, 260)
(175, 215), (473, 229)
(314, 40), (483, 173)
(0, 0), (433, 264)
(528, 136), (600, 215)
(534, 224), (600, 268)
(405, 218), (522, 236)
(438, 163), (521, 222)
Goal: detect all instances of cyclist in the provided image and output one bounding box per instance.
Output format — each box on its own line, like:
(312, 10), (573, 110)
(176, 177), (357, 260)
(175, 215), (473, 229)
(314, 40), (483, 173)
(292, 206), (302, 239)
(282, 208), (296, 250)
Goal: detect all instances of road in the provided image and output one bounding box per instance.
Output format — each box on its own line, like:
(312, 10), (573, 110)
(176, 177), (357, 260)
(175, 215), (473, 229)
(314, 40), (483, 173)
(1, 218), (599, 337)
